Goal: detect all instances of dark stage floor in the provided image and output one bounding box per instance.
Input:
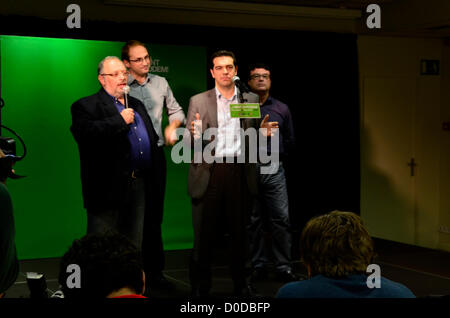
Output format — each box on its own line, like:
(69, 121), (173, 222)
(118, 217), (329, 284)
(4, 238), (450, 299)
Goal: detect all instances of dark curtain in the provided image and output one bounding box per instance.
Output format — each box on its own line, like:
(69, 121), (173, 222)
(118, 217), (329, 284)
(200, 28), (360, 252)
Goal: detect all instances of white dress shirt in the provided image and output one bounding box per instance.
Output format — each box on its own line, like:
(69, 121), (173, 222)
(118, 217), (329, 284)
(214, 86), (241, 158)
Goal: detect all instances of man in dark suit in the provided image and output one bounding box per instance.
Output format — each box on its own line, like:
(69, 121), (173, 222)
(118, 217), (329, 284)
(247, 63), (298, 283)
(185, 50), (278, 296)
(70, 56), (162, 289)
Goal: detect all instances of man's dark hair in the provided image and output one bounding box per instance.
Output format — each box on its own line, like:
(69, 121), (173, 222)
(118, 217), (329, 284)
(121, 40), (148, 61)
(300, 211), (375, 278)
(210, 50), (237, 69)
(58, 231), (144, 299)
(248, 62), (272, 77)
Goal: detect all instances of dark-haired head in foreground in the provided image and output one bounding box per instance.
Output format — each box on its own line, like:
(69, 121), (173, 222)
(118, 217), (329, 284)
(301, 210), (375, 278)
(58, 231), (145, 299)
(277, 211), (415, 298)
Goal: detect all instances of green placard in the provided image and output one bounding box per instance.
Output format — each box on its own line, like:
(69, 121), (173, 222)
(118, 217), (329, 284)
(230, 103), (261, 118)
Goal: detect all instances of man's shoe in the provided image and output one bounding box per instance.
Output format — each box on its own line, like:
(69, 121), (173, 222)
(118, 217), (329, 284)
(148, 273), (175, 291)
(275, 270), (299, 283)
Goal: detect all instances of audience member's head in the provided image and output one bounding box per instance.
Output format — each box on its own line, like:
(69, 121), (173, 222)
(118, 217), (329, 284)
(300, 210), (375, 278)
(58, 231), (145, 298)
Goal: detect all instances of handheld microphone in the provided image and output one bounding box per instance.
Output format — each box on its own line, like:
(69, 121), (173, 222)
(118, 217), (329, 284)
(123, 85), (130, 108)
(232, 75), (250, 93)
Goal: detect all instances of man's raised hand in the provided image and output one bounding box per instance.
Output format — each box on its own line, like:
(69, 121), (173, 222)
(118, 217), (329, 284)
(260, 114), (279, 137)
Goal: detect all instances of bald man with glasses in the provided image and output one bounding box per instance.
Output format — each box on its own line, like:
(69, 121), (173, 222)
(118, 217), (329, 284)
(70, 56), (161, 266)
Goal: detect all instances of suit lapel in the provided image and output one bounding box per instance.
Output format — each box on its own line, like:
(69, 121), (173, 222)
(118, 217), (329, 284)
(98, 88), (121, 117)
(206, 88), (218, 129)
(98, 88), (157, 147)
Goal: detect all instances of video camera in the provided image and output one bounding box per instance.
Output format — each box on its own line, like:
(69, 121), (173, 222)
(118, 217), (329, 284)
(0, 136), (17, 155)
(0, 96), (26, 180)
(0, 125), (26, 181)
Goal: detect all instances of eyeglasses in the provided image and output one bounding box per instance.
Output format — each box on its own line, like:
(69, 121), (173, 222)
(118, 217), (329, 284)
(250, 74), (270, 80)
(129, 55), (150, 64)
(101, 71), (129, 78)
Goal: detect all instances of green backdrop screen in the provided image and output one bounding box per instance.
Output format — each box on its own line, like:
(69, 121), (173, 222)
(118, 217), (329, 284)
(0, 35), (206, 260)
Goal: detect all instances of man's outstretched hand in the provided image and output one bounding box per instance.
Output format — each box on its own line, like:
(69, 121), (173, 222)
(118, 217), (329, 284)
(260, 114), (279, 137)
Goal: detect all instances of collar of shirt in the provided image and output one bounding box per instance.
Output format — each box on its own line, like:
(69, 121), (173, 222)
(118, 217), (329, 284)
(214, 86), (237, 102)
(261, 95), (274, 107)
(105, 91), (125, 107)
(214, 85), (241, 157)
(128, 73), (151, 86)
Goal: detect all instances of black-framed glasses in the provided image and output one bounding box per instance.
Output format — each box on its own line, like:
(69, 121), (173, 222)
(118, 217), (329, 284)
(129, 55), (150, 64)
(101, 71), (129, 78)
(250, 74), (270, 80)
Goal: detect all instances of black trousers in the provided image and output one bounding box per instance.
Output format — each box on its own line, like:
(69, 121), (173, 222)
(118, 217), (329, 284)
(190, 162), (251, 292)
(87, 174), (146, 249)
(142, 146), (166, 276)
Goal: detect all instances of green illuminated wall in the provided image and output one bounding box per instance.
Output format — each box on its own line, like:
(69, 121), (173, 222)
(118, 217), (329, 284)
(0, 35), (206, 260)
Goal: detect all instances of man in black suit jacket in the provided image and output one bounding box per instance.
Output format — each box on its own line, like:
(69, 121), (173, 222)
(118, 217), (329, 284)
(70, 56), (166, 290)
